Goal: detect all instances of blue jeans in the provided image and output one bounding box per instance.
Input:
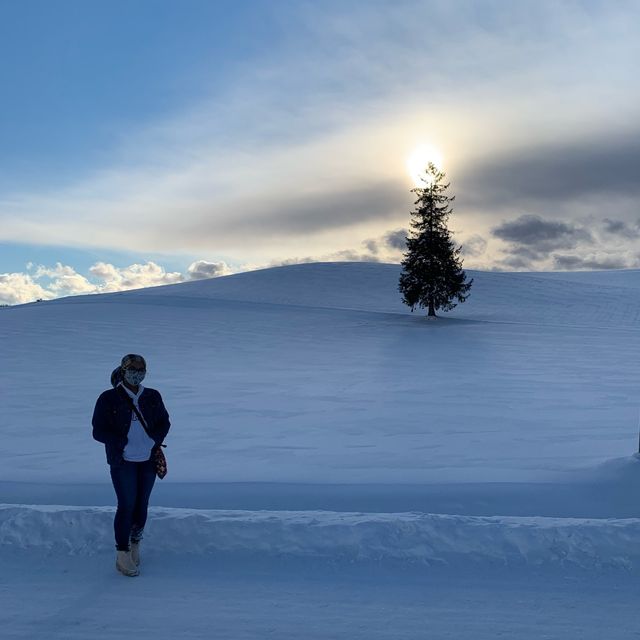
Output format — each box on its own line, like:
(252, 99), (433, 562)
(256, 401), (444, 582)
(110, 459), (157, 551)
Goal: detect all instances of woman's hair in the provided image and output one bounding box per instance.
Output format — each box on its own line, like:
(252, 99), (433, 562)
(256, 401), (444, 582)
(121, 353), (146, 370)
(110, 367), (124, 388)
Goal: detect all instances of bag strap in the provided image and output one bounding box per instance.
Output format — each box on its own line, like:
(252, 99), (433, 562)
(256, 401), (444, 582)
(117, 385), (165, 447)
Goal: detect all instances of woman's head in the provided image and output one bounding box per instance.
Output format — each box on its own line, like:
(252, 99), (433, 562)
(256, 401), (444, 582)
(121, 353), (147, 387)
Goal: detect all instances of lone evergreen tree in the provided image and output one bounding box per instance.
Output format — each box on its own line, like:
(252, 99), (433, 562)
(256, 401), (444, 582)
(399, 163), (472, 317)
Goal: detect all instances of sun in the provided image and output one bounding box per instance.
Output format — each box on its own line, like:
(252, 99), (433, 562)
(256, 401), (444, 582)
(407, 145), (444, 187)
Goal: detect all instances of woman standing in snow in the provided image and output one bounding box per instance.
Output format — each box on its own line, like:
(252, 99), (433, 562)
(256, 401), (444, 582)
(92, 354), (171, 577)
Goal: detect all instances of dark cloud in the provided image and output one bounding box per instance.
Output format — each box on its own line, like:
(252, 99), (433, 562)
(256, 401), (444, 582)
(460, 234), (487, 257)
(272, 250), (380, 267)
(498, 254), (536, 270)
(271, 227), (409, 268)
(187, 260), (231, 280)
(357, 228), (408, 259)
(459, 130), (640, 212)
(602, 218), (627, 234)
(271, 256), (316, 267)
(383, 229), (407, 250)
(553, 254), (633, 270)
(602, 218), (640, 237)
(363, 239), (379, 254)
(332, 250), (381, 262)
(492, 214), (600, 269)
(492, 214), (593, 253)
(204, 179), (407, 238)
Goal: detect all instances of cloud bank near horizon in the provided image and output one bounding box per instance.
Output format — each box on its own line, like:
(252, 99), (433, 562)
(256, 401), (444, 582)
(3, 211), (640, 305)
(0, 260), (228, 306)
(0, 226), (411, 304)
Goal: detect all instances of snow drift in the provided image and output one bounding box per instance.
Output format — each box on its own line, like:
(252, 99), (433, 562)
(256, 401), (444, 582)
(2, 504), (638, 570)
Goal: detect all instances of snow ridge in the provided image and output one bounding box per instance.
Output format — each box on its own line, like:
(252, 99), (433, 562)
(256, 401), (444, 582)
(2, 504), (638, 570)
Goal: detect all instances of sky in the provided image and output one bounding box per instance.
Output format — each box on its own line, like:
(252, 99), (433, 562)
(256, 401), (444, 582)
(0, 0), (638, 304)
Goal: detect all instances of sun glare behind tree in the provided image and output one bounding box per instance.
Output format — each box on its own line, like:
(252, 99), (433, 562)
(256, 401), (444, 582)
(406, 144), (444, 187)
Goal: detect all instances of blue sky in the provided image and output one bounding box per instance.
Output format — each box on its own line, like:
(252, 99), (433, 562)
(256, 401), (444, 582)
(0, 0), (283, 190)
(1, 0), (639, 303)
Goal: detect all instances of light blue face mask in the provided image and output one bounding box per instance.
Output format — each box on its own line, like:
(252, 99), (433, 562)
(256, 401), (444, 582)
(124, 368), (146, 386)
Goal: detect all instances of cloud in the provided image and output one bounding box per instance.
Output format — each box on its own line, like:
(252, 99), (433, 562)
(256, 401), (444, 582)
(492, 214), (593, 255)
(361, 228), (408, 256)
(272, 250), (381, 267)
(602, 218), (640, 237)
(553, 253), (636, 271)
(363, 239), (379, 254)
(0, 258), (238, 305)
(193, 180), (406, 239)
(187, 260), (232, 280)
(33, 263), (95, 295)
(490, 214), (601, 270)
(345, 227), (409, 261)
(269, 228), (411, 267)
(497, 254), (537, 271)
(383, 229), (407, 251)
(459, 130), (640, 219)
(88, 262), (184, 292)
(486, 211), (640, 271)
(0, 272), (52, 305)
(460, 234), (488, 258)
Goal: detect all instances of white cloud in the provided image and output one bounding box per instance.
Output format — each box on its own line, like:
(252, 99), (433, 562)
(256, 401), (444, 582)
(33, 263), (95, 295)
(89, 262), (184, 292)
(0, 261), (189, 305)
(0, 273), (53, 305)
(26, 261), (185, 297)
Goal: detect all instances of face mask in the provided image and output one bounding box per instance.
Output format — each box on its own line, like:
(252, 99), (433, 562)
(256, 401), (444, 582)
(124, 369), (146, 386)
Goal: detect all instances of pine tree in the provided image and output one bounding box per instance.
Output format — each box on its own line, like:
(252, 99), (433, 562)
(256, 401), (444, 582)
(399, 163), (472, 317)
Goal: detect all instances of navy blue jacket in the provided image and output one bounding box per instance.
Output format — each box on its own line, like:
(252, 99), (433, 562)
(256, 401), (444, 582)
(92, 386), (171, 466)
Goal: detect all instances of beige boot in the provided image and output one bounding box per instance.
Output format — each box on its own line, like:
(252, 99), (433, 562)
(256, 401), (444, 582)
(130, 541), (140, 566)
(116, 550), (139, 577)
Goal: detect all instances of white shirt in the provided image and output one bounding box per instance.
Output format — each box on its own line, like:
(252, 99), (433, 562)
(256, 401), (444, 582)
(120, 383), (156, 462)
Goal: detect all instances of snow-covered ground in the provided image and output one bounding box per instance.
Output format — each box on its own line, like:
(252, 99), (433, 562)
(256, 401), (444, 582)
(2, 262), (640, 638)
(5, 549), (637, 640)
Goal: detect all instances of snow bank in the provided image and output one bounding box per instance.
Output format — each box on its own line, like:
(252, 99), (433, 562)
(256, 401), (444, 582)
(2, 504), (639, 570)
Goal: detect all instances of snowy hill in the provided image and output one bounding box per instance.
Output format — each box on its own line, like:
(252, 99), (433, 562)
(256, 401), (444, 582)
(2, 261), (639, 489)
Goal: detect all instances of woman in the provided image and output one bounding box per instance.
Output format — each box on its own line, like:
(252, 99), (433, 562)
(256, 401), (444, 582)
(92, 353), (171, 577)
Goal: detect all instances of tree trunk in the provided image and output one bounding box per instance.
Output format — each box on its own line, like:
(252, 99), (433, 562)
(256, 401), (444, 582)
(428, 299), (436, 317)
